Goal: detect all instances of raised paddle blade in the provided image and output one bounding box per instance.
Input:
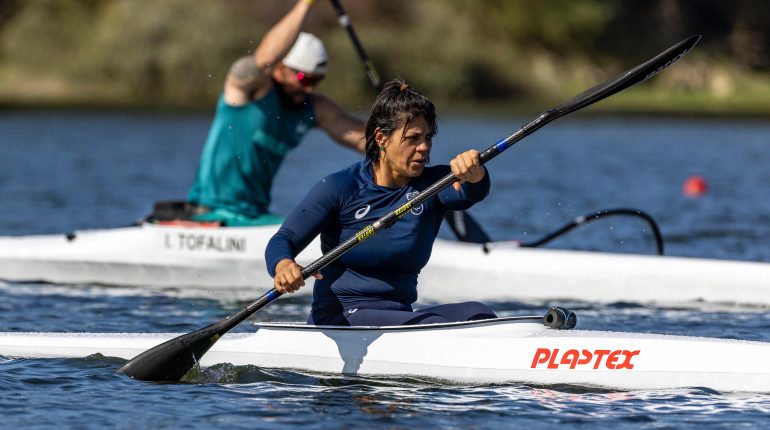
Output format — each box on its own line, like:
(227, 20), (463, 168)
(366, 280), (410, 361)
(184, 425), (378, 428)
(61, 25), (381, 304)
(551, 35), (702, 118)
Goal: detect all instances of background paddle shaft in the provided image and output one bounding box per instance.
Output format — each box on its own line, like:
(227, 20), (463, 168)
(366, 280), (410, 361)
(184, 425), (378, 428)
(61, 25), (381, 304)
(329, 0), (383, 92)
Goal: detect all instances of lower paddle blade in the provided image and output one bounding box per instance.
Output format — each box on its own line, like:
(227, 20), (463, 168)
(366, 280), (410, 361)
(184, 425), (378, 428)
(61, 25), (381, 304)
(118, 290), (280, 382)
(117, 323), (224, 382)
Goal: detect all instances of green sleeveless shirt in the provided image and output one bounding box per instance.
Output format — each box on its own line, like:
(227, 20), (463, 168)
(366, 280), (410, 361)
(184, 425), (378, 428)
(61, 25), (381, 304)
(188, 87), (316, 219)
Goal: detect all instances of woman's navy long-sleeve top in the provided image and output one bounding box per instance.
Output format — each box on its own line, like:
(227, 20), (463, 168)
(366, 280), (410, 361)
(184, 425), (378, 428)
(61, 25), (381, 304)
(265, 160), (490, 314)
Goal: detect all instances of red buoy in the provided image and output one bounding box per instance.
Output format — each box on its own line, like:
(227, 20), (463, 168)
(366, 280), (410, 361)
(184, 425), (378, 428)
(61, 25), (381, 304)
(683, 175), (708, 197)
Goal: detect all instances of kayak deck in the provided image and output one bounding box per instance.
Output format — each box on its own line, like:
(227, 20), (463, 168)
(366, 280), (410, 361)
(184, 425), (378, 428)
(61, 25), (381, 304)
(1, 317), (769, 393)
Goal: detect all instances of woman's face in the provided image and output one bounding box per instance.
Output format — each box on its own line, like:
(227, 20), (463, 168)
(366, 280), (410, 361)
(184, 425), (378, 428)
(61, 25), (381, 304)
(377, 115), (433, 181)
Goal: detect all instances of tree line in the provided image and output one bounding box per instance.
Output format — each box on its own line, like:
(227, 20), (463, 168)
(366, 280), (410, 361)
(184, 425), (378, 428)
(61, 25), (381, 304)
(0, 0), (768, 114)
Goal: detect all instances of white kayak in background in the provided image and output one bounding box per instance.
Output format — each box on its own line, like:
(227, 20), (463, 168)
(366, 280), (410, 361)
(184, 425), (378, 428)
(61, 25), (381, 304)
(1, 315), (769, 393)
(0, 223), (309, 296)
(0, 222), (769, 305)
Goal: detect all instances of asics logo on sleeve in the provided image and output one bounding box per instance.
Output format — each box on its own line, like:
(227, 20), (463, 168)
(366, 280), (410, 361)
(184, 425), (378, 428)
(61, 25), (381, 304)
(354, 205), (371, 219)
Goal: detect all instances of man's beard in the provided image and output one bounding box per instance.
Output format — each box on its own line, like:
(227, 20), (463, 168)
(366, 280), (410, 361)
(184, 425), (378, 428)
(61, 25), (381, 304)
(275, 83), (309, 110)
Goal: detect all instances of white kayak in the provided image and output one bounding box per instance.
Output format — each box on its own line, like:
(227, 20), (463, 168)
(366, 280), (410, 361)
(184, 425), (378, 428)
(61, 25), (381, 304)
(1, 316), (769, 393)
(1, 222), (769, 305)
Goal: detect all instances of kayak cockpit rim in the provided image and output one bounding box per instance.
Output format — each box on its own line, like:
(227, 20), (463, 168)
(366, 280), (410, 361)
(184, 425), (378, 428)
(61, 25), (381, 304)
(252, 315), (548, 331)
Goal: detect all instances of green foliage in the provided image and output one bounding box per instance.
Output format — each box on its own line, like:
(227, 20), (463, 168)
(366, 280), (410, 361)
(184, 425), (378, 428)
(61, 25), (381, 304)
(0, 0), (769, 114)
(0, 0), (253, 105)
(0, 0), (98, 73)
(459, 0), (616, 52)
(85, 0), (253, 103)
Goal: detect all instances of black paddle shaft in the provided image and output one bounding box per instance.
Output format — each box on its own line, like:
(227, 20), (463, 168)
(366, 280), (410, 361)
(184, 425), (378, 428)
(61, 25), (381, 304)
(118, 35), (700, 382)
(329, 0), (383, 92)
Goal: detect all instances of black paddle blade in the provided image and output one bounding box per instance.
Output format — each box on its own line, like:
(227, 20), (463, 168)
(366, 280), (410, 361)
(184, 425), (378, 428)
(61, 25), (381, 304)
(444, 210), (492, 244)
(117, 322), (225, 382)
(117, 290), (279, 382)
(551, 35), (702, 118)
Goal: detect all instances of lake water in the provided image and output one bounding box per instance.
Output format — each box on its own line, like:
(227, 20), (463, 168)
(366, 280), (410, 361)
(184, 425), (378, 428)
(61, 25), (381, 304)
(1, 109), (769, 428)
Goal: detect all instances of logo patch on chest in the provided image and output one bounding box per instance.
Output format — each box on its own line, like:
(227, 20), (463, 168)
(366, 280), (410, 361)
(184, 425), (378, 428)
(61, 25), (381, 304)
(354, 205), (371, 219)
(406, 192), (424, 216)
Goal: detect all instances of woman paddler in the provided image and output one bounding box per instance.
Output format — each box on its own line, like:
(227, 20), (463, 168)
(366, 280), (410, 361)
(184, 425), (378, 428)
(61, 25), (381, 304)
(265, 79), (497, 326)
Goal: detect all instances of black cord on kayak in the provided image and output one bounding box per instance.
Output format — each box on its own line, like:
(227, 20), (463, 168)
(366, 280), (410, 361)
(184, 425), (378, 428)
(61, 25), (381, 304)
(483, 208), (665, 255)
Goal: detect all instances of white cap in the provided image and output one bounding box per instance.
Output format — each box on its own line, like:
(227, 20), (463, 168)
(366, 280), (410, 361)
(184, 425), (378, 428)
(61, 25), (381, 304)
(282, 32), (328, 76)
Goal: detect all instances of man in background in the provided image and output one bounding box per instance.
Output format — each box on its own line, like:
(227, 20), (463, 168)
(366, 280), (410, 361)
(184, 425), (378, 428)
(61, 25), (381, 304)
(184, 0), (365, 226)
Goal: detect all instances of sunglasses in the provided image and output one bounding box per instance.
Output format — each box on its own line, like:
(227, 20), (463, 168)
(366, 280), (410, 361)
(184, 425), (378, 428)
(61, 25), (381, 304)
(295, 71), (324, 87)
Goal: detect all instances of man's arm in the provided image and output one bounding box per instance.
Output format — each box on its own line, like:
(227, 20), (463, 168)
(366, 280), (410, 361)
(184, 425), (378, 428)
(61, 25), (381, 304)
(224, 0), (313, 106)
(313, 94), (366, 152)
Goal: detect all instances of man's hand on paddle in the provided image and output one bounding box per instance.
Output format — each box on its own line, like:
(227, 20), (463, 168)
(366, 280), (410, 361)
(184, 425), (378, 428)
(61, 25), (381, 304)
(273, 259), (322, 293)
